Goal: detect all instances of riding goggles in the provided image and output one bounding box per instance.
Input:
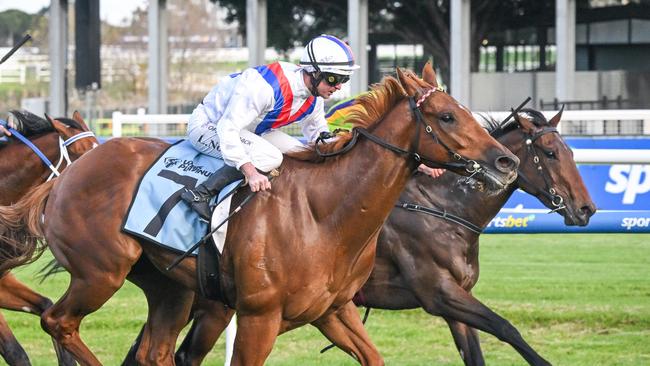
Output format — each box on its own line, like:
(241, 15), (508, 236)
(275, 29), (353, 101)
(322, 72), (350, 87)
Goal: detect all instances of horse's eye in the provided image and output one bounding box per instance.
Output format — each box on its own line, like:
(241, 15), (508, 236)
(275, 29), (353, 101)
(544, 150), (556, 159)
(439, 113), (454, 123)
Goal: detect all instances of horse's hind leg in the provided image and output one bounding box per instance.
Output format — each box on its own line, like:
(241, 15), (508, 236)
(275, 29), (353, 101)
(41, 272), (129, 366)
(133, 284), (195, 365)
(445, 318), (485, 366)
(175, 297), (235, 366)
(432, 282), (550, 366)
(312, 302), (384, 366)
(0, 273), (75, 366)
(121, 258), (196, 366)
(0, 312), (30, 366)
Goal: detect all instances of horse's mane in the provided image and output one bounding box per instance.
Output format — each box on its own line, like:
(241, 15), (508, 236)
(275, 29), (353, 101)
(287, 76), (406, 162)
(483, 108), (549, 138)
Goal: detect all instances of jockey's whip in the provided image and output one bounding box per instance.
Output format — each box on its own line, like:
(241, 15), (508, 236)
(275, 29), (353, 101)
(0, 34), (31, 64)
(499, 96), (532, 126)
(166, 169), (280, 271)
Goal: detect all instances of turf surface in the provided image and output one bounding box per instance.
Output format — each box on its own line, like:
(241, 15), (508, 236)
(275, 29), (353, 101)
(5, 233), (649, 365)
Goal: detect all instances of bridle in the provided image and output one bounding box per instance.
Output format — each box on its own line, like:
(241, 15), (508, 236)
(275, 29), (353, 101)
(316, 87), (483, 175)
(2, 121), (96, 181)
(516, 124), (566, 213)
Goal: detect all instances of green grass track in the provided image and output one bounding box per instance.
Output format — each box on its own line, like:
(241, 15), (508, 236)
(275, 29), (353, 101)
(5, 233), (649, 365)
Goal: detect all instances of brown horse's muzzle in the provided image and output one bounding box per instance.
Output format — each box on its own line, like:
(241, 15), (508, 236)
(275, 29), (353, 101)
(478, 153), (519, 190)
(564, 200), (597, 226)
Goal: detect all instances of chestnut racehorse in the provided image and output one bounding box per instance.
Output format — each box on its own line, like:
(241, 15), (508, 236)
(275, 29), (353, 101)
(0, 64), (519, 365)
(129, 109), (596, 366)
(0, 110), (96, 365)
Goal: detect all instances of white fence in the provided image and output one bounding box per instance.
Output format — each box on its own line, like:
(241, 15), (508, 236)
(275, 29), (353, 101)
(110, 109), (650, 164)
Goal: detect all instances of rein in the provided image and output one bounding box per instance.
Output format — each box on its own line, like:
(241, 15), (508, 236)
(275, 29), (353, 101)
(1, 119), (96, 180)
(316, 89), (482, 174)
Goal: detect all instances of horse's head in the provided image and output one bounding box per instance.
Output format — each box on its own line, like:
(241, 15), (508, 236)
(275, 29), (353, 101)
(45, 111), (99, 160)
(396, 62), (519, 190)
(500, 108), (596, 226)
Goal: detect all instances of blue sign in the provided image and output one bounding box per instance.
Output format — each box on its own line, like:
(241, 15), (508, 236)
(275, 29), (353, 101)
(487, 149), (650, 233)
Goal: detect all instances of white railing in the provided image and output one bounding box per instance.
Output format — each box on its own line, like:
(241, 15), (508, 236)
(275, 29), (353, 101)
(110, 109), (650, 164)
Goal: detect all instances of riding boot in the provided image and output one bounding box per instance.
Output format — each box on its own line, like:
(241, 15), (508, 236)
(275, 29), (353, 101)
(180, 165), (244, 220)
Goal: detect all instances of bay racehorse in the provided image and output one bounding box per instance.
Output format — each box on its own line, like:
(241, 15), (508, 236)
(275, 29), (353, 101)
(0, 110), (96, 365)
(355, 108), (595, 366)
(129, 108), (596, 366)
(0, 63), (519, 365)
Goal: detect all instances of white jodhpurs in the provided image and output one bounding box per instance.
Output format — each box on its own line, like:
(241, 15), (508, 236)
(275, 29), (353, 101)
(187, 113), (305, 172)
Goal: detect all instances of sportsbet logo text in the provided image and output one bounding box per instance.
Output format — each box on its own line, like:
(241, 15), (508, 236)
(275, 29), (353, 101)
(487, 214), (536, 228)
(605, 165), (650, 204)
(621, 217), (650, 230)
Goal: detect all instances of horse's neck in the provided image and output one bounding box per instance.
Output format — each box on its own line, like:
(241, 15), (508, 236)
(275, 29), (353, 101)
(289, 110), (417, 252)
(0, 133), (60, 202)
(404, 172), (516, 229)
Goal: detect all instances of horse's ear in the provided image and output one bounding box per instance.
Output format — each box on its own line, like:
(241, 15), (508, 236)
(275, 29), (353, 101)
(72, 111), (91, 131)
(515, 112), (536, 133)
(46, 113), (70, 136)
(421, 61), (438, 88)
(397, 67), (419, 96)
(44, 112), (55, 126)
(549, 104), (564, 127)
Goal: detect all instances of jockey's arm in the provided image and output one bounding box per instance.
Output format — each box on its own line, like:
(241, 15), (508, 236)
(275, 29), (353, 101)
(301, 99), (330, 143)
(216, 71), (275, 191)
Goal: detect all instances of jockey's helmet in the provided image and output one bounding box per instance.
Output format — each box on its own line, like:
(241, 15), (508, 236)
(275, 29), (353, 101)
(300, 35), (360, 76)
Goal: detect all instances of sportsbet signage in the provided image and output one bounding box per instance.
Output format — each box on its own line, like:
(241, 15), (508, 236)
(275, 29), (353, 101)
(486, 163), (650, 233)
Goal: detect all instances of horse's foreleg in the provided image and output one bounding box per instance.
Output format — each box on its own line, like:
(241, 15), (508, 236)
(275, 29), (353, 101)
(230, 312), (282, 366)
(175, 297), (234, 366)
(41, 274), (127, 366)
(445, 318), (485, 366)
(0, 312), (30, 366)
(312, 302), (384, 366)
(431, 282), (551, 366)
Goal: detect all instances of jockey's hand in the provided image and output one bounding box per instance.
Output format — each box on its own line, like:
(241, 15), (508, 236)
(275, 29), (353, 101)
(418, 164), (445, 179)
(240, 162), (272, 192)
(0, 125), (11, 136)
(0, 114), (17, 136)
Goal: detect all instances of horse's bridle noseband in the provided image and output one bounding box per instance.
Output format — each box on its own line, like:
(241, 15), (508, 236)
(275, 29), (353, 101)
(316, 87), (483, 175)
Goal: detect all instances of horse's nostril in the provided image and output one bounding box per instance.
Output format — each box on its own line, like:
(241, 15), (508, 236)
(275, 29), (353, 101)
(581, 205), (596, 218)
(496, 155), (519, 173)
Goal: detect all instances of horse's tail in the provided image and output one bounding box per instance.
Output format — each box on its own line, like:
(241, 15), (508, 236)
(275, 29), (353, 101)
(0, 180), (55, 273)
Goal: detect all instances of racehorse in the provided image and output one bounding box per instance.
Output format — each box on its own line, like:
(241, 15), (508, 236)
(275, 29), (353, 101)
(355, 109), (595, 366)
(129, 108), (596, 366)
(0, 110), (96, 365)
(0, 63), (520, 365)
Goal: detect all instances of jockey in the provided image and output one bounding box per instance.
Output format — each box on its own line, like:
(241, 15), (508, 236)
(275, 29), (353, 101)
(182, 34), (360, 220)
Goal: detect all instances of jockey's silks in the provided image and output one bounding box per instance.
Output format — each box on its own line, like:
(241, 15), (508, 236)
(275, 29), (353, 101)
(254, 62), (316, 134)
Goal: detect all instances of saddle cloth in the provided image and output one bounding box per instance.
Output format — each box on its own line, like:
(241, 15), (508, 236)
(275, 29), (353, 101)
(122, 139), (241, 255)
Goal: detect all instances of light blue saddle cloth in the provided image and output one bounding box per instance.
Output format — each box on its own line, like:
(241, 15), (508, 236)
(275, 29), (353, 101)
(122, 140), (241, 255)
